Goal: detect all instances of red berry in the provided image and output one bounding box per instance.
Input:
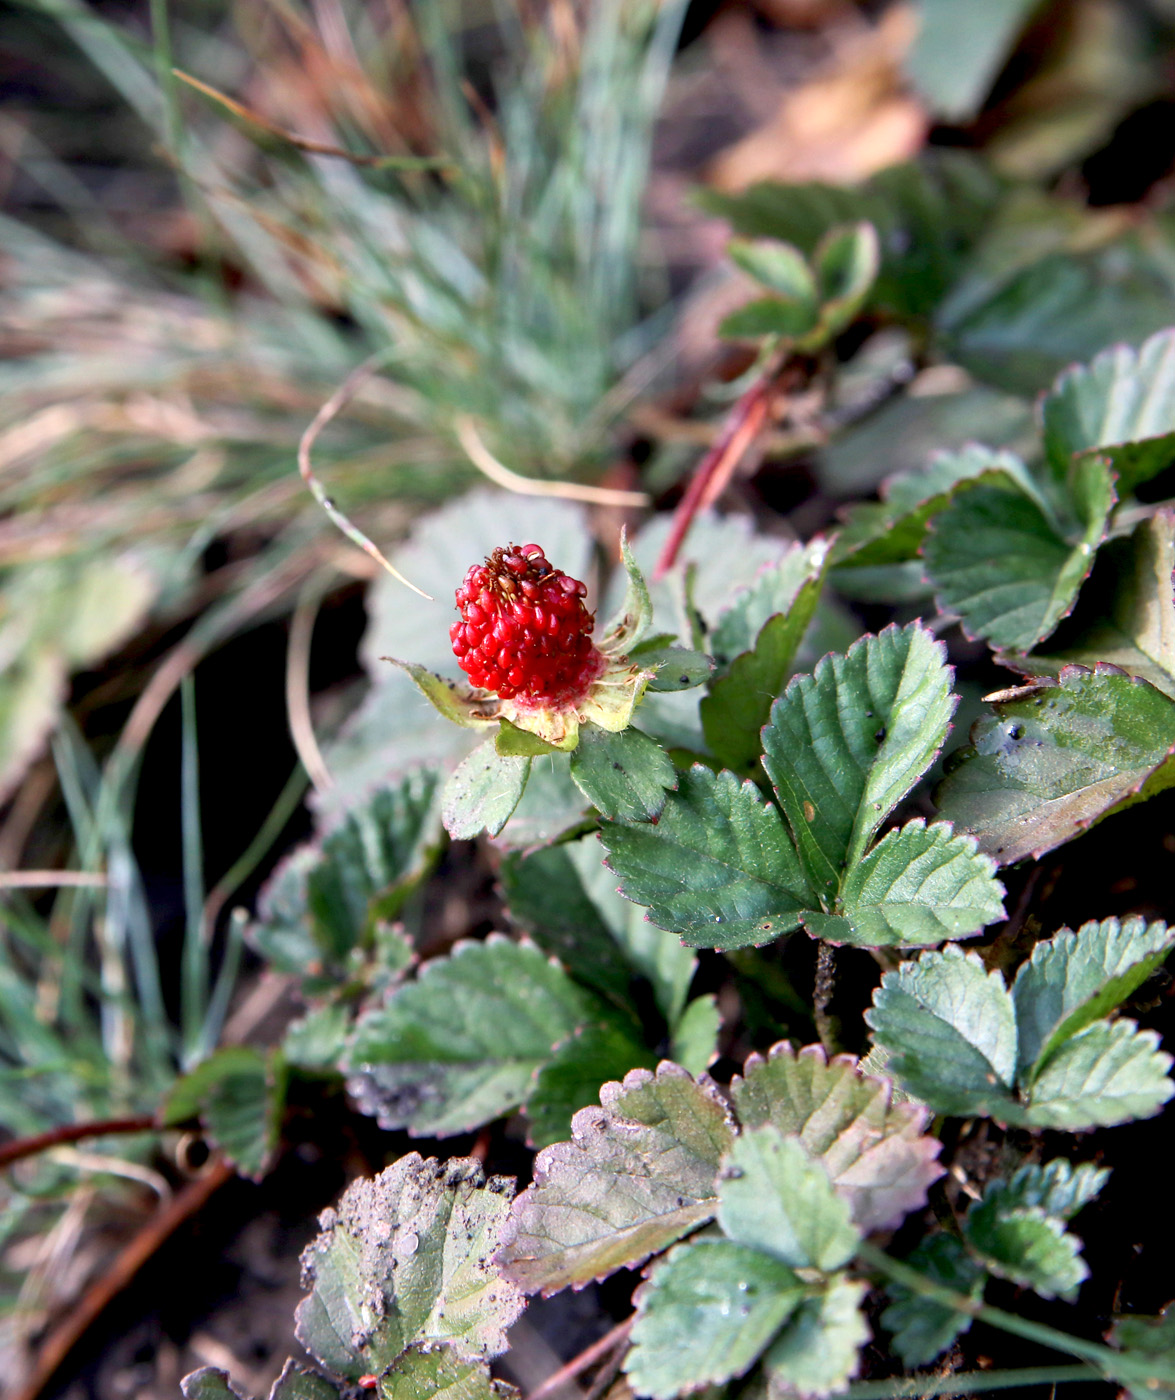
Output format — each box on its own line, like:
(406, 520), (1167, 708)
(452, 543), (603, 704)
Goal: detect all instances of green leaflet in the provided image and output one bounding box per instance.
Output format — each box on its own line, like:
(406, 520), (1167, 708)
(345, 936), (603, 1137)
(442, 740), (531, 839)
(761, 622), (956, 898)
(162, 1045), (284, 1180)
(936, 664), (1175, 865)
(867, 920), (1175, 1128)
(600, 765), (813, 950)
(568, 723), (677, 822)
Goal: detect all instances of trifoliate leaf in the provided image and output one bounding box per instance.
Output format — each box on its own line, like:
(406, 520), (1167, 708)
(294, 1154), (524, 1379)
(865, 945), (1019, 1119)
(671, 996), (722, 1078)
(718, 1126), (860, 1272)
(731, 1042), (943, 1232)
(162, 1046), (284, 1180)
(963, 1160), (1108, 1300)
(496, 1063), (735, 1295)
(1012, 916), (1175, 1076)
(600, 766), (813, 950)
(762, 623), (955, 902)
(762, 1275), (869, 1399)
(1004, 511), (1175, 699)
(527, 1021), (658, 1149)
(803, 819), (1004, 947)
(345, 936), (600, 1137)
(569, 724), (677, 823)
(936, 664), (1175, 865)
(499, 844), (639, 1009)
(250, 771), (444, 989)
(1042, 328), (1175, 494)
(701, 540), (831, 778)
(626, 1238), (807, 1398)
(442, 740), (531, 839)
(1022, 1018), (1174, 1129)
(922, 456), (1115, 653)
(881, 1233), (984, 1368)
(378, 1347), (517, 1400)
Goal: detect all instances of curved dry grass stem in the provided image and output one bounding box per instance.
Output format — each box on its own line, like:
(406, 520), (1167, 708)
(286, 575), (334, 793)
(298, 354), (433, 600)
(455, 415), (650, 507)
(0, 871), (108, 889)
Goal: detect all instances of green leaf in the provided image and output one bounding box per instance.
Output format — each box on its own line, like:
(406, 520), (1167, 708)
(527, 1021), (658, 1149)
(493, 752), (589, 850)
(702, 540), (831, 778)
(600, 765), (813, 950)
(1012, 916), (1175, 1077)
(442, 740), (531, 840)
(810, 223), (880, 341)
(833, 445), (1044, 570)
(1110, 1307), (1175, 1398)
(1021, 1018), (1174, 1129)
(762, 623), (955, 901)
(803, 819), (1004, 948)
(0, 554), (158, 804)
(249, 771), (444, 987)
(294, 1154), (524, 1379)
(569, 724), (677, 823)
(496, 1063), (736, 1295)
(181, 1369), (250, 1400)
(761, 1275), (869, 1399)
(162, 1046), (283, 1179)
(923, 459), (1115, 653)
(601, 529), (653, 655)
(346, 936), (599, 1137)
(698, 151), (1002, 321)
(566, 839), (698, 1025)
(1006, 510), (1175, 699)
(936, 664), (1175, 865)
(626, 1238), (807, 1398)
(284, 1004), (351, 1074)
(269, 1360), (341, 1400)
(499, 845), (638, 1008)
(671, 995), (722, 1078)
(1042, 328), (1175, 494)
(881, 1234), (984, 1368)
(379, 1347), (517, 1400)
(963, 1160), (1108, 1300)
(865, 945), (1019, 1119)
(721, 298), (820, 342)
(905, 0), (1038, 120)
(728, 239), (818, 302)
(731, 1041), (943, 1232)
(718, 1126), (860, 1272)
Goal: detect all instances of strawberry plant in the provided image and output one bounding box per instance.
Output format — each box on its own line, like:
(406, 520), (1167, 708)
(6, 3), (1175, 1398)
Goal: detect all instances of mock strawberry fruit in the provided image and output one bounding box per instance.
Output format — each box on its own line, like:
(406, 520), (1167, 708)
(450, 543), (605, 704)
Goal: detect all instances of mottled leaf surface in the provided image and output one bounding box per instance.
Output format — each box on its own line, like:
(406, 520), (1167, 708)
(626, 1239), (806, 1399)
(731, 1042), (943, 1232)
(346, 937), (598, 1137)
(496, 1064), (735, 1295)
(936, 665), (1175, 864)
(718, 1127), (860, 1272)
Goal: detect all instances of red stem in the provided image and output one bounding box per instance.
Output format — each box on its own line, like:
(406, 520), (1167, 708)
(0, 1115), (158, 1170)
(653, 354), (788, 580)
